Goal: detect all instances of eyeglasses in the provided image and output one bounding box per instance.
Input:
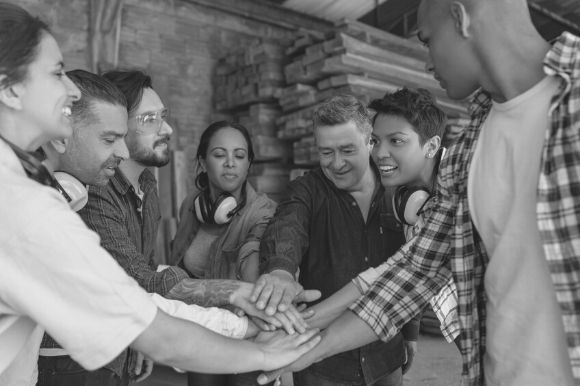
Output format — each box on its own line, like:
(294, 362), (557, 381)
(132, 108), (168, 134)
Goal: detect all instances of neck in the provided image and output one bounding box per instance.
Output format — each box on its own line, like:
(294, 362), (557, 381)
(0, 116), (44, 151)
(476, 8), (550, 102)
(119, 158), (147, 191)
(349, 165), (377, 197)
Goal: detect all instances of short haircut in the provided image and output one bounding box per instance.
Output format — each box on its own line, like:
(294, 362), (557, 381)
(101, 70), (153, 115)
(368, 88), (447, 144)
(0, 2), (50, 88)
(313, 94), (373, 140)
(66, 69), (127, 126)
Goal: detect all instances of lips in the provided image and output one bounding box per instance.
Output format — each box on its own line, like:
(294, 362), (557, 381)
(378, 165), (398, 175)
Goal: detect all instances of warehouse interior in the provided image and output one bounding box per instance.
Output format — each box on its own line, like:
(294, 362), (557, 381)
(13, 1), (580, 385)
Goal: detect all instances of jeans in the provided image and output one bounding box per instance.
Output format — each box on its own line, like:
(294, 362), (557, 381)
(293, 366), (403, 386)
(37, 356), (123, 386)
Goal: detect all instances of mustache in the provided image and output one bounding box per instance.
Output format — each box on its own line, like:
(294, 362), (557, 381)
(102, 157), (122, 169)
(154, 136), (171, 147)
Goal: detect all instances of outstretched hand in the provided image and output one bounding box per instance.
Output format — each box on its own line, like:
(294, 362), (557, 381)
(251, 271), (321, 316)
(254, 329), (321, 372)
(231, 281), (319, 334)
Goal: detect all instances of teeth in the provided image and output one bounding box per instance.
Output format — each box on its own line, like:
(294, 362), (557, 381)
(62, 106), (71, 117)
(379, 165), (397, 172)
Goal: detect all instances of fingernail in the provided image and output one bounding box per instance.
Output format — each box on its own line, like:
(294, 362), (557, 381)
(257, 375), (266, 384)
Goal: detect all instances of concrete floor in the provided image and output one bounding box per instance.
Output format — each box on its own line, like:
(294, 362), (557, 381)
(141, 333), (462, 386)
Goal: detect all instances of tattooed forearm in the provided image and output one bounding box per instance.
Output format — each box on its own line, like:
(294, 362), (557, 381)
(165, 279), (241, 307)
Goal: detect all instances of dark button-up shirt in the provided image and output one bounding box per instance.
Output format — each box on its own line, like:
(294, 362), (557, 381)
(260, 167), (415, 384)
(80, 168), (189, 295)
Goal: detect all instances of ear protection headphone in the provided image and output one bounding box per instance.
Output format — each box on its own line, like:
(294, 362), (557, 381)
(194, 189), (239, 225)
(1, 135), (88, 212)
(393, 185), (432, 226)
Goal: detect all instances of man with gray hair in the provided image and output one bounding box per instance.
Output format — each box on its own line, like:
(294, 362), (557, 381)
(257, 95), (415, 386)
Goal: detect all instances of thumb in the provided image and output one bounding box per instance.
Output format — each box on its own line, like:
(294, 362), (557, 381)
(257, 368), (285, 385)
(295, 289), (321, 303)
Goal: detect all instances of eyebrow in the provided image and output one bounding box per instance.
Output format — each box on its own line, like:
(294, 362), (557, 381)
(101, 130), (126, 138)
(211, 147), (248, 152)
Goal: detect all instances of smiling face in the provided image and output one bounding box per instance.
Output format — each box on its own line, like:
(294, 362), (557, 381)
(125, 87), (172, 167)
(417, 0), (480, 100)
(316, 120), (371, 192)
(10, 33), (80, 148)
(372, 113), (437, 188)
(200, 126), (250, 200)
(59, 101), (129, 186)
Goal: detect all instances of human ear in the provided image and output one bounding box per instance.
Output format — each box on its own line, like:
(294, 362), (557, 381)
(49, 138), (68, 154)
(450, 1), (471, 38)
(0, 76), (23, 110)
(425, 135), (442, 158)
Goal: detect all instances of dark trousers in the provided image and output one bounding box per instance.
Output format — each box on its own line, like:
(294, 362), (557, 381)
(187, 371), (274, 386)
(37, 356), (124, 386)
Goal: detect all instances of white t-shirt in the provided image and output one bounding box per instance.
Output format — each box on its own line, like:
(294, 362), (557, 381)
(468, 76), (574, 385)
(0, 141), (157, 385)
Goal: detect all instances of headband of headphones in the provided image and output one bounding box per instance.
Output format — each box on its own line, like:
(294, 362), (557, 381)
(393, 185), (432, 226)
(1, 135), (88, 211)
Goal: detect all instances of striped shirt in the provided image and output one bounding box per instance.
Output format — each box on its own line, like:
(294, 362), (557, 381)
(350, 32), (580, 385)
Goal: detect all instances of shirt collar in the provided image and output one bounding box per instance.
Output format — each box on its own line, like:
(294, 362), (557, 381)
(110, 167), (156, 195)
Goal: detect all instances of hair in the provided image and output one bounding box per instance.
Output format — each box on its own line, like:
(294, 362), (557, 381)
(312, 94), (373, 140)
(0, 2), (50, 88)
(101, 70), (152, 115)
(195, 120), (254, 191)
(368, 88), (447, 144)
(66, 69), (127, 126)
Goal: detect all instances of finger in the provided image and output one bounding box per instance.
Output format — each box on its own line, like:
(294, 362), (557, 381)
(266, 285), (286, 315)
(283, 305), (307, 333)
(250, 276), (267, 302)
(295, 289), (321, 303)
(296, 303), (307, 312)
(256, 282), (275, 311)
(300, 308), (315, 320)
(257, 368), (286, 385)
(134, 352), (143, 375)
(253, 317), (274, 331)
(136, 360), (154, 382)
(274, 311), (295, 335)
(292, 328), (320, 347)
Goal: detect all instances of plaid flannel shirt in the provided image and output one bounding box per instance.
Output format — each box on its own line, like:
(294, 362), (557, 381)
(350, 32), (580, 386)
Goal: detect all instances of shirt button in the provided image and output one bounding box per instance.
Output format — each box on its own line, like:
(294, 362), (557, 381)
(364, 256), (369, 263)
(352, 202), (357, 207)
(362, 357), (365, 362)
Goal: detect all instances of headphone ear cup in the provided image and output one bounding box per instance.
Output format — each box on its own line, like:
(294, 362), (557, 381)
(53, 172), (88, 212)
(393, 186), (431, 226)
(212, 194), (237, 225)
(194, 192), (211, 223)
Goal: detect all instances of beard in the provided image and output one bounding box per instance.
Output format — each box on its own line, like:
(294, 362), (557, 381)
(130, 138), (171, 167)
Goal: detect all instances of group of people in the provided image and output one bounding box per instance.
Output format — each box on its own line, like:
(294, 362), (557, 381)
(1, 1), (580, 386)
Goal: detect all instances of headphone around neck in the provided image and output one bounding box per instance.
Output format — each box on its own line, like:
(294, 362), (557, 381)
(1, 135), (88, 212)
(193, 189), (240, 225)
(392, 185), (432, 226)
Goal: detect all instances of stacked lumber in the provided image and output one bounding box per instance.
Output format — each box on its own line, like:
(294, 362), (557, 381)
(214, 39), (293, 199)
(276, 20), (469, 147)
(214, 39), (286, 112)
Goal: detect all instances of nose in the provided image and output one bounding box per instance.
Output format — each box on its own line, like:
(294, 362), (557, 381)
(332, 153), (345, 170)
(224, 153), (235, 168)
(159, 120), (173, 137)
(115, 138), (130, 161)
(375, 143), (392, 159)
(65, 75), (81, 101)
